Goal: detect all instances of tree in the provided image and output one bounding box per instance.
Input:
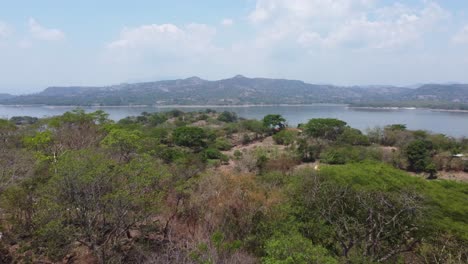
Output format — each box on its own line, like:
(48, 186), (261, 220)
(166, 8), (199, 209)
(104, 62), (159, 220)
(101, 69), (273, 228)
(172, 126), (207, 149)
(337, 127), (370, 146)
(47, 109), (110, 151)
(406, 139), (433, 172)
(241, 120), (267, 139)
(101, 128), (142, 161)
(37, 151), (166, 262)
(263, 114), (286, 130)
(0, 119), (17, 149)
(303, 118), (347, 140)
(217, 111), (238, 123)
(297, 171), (424, 262)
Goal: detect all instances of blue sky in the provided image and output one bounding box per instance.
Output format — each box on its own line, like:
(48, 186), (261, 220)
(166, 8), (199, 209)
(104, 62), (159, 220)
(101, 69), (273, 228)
(1, 0), (468, 94)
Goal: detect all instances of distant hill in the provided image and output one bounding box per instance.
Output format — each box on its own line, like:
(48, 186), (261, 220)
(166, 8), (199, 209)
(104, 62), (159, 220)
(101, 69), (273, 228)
(0, 93), (14, 101)
(1, 76), (467, 109)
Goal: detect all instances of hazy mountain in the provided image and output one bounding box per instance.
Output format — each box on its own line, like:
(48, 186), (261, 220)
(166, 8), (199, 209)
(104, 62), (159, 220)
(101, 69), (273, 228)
(0, 76), (467, 108)
(0, 93), (14, 101)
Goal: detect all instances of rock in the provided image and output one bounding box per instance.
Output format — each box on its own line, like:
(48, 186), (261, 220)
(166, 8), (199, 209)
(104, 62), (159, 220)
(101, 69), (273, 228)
(127, 229), (142, 239)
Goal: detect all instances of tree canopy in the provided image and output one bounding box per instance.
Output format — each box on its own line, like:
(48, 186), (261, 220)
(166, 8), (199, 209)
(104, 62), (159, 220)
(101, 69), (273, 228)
(303, 118), (347, 140)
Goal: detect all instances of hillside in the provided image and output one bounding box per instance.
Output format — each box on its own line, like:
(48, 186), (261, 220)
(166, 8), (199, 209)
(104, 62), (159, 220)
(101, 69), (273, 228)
(0, 93), (14, 101)
(1, 76), (468, 108)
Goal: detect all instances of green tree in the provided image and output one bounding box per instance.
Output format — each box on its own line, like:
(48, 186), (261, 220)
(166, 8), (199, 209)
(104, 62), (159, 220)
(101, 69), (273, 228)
(303, 118), (347, 140)
(101, 128), (142, 161)
(173, 126), (207, 149)
(406, 139), (433, 172)
(337, 127), (370, 146)
(263, 114), (286, 130)
(217, 111), (238, 123)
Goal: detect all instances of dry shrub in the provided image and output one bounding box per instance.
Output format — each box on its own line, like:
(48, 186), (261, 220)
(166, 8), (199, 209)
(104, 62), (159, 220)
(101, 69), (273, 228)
(233, 151), (259, 174)
(264, 155), (300, 174)
(189, 172), (282, 241)
(433, 153), (451, 171)
(449, 158), (465, 171)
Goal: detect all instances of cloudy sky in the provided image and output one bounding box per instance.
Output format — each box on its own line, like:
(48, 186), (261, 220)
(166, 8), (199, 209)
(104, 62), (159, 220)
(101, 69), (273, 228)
(1, 0), (468, 94)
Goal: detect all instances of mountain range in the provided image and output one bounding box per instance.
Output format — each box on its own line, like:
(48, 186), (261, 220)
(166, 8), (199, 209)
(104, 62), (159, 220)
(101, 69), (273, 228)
(1, 75), (468, 109)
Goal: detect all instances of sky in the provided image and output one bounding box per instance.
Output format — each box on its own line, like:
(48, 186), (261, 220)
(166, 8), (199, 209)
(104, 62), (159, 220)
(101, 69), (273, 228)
(1, 0), (468, 94)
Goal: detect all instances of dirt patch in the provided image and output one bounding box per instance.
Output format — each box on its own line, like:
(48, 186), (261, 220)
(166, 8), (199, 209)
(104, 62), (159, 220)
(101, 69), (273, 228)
(223, 136), (284, 156)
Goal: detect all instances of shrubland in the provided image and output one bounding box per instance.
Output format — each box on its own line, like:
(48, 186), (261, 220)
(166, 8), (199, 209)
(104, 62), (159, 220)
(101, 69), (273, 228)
(0, 109), (467, 263)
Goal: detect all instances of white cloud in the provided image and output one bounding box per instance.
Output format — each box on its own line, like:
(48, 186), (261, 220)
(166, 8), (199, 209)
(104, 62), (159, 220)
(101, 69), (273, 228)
(107, 23), (216, 52)
(249, 0), (375, 24)
(452, 25), (468, 44)
(249, 0), (448, 50)
(28, 18), (65, 41)
(104, 22), (220, 76)
(221, 18), (234, 26)
(0, 21), (12, 39)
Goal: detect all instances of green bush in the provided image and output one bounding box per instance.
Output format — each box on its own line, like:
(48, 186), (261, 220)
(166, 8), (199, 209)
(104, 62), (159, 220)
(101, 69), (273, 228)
(214, 137), (233, 151)
(337, 127), (370, 146)
(273, 130), (298, 145)
(263, 232), (337, 264)
(173, 126), (207, 148)
(217, 111), (238, 123)
(320, 146), (381, 164)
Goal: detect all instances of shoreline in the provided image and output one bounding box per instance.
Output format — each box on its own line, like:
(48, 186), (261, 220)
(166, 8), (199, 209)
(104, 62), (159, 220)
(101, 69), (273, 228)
(0, 103), (347, 108)
(348, 106), (468, 113)
(2, 103), (468, 113)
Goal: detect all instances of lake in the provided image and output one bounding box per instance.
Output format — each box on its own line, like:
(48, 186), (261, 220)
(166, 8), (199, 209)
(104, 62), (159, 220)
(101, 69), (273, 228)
(1, 104), (467, 137)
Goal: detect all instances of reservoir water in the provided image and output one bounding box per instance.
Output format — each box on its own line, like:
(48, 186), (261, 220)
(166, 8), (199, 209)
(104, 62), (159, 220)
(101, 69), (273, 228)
(1, 104), (467, 137)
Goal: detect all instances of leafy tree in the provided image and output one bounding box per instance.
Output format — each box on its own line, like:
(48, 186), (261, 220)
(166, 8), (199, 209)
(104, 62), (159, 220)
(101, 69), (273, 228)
(173, 126), (207, 149)
(406, 139), (433, 172)
(303, 118), (347, 140)
(263, 114), (286, 130)
(101, 128), (143, 161)
(217, 111), (238, 123)
(337, 127), (370, 146)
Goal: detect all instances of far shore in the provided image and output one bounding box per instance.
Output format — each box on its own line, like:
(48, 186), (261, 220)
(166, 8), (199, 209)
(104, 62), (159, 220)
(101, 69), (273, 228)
(2, 103), (468, 113)
(348, 106), (468, 113)
(0, 103), (347, 108)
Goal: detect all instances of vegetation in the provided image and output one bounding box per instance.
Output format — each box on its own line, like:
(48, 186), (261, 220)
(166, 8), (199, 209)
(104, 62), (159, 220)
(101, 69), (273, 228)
(0, 109), (467, 263)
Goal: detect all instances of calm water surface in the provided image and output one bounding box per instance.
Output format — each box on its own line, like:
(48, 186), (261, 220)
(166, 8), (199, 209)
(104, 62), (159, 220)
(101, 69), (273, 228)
(1, 105), (467, 137)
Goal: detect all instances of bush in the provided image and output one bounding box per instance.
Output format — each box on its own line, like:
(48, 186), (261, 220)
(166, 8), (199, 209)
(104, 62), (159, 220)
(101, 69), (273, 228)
(203, 148), (224, 160)
(173, 126), (207, 148)
(263, 232), (337, 264)
(217, 111), (238, 123)
(273, 130), (298, 145)
(320, 146), (382, 165)
(242, 134), (252, 144)
(337, 127), (370, 146)
(214, 138), (233, 151)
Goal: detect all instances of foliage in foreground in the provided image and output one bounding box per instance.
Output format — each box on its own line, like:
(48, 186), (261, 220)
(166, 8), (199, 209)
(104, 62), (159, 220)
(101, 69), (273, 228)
(0, 109), (467, 264)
